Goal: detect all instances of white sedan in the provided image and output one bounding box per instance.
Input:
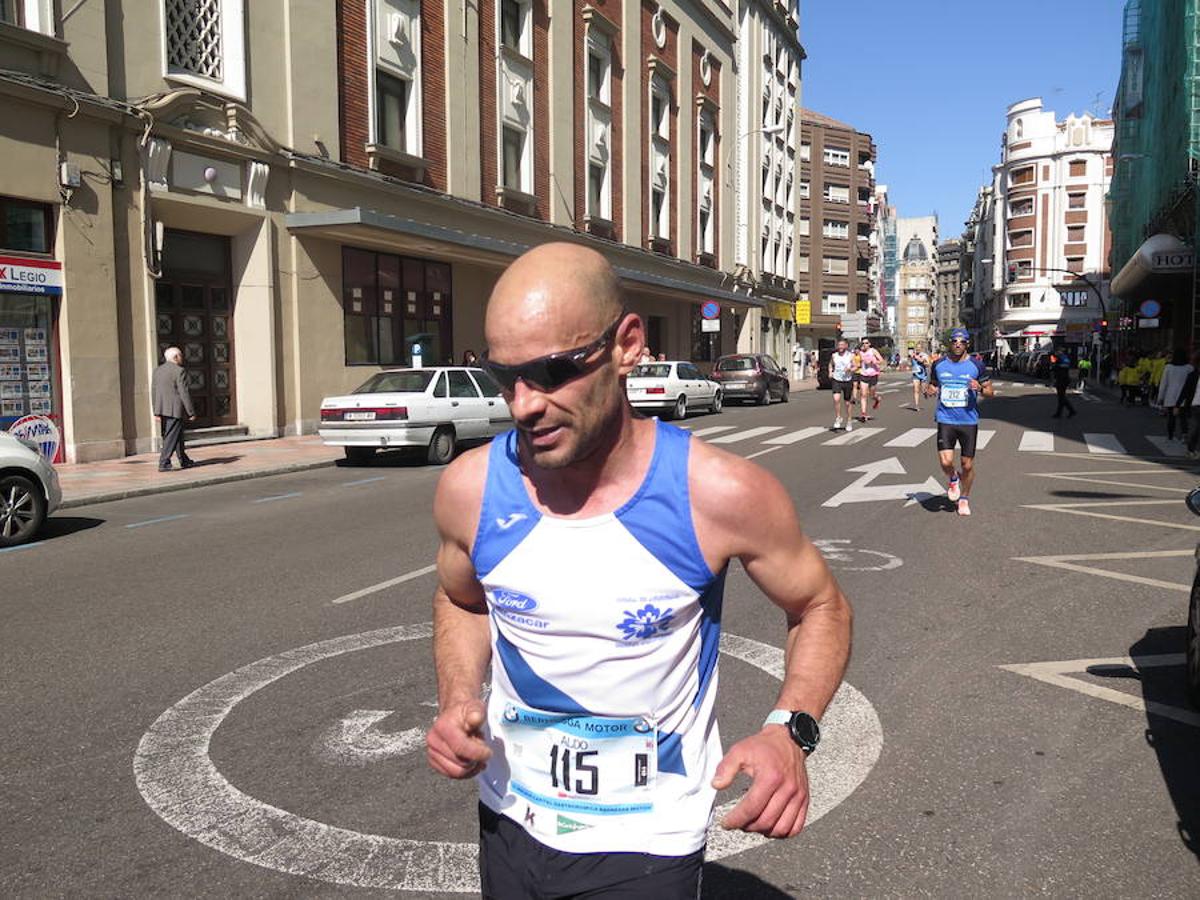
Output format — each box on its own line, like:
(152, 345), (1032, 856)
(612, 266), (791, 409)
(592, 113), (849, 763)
(319, 367), (512, 465)
(626, 361), (722, 420)
(0, 430), (62, 547)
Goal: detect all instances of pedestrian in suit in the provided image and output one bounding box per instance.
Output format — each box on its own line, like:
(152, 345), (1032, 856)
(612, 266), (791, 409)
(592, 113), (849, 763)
(152, 347), (196, 471)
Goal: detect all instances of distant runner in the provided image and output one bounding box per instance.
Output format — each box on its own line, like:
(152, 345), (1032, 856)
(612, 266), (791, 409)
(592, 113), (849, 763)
(923, 329), (993, 517)
(855, 339), (885, 422)
(908, 349), (927, 412)
(829, 338), (857, 432)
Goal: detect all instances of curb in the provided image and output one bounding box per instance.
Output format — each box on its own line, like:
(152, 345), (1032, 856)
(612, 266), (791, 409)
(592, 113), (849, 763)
(58, 458), (339, 510)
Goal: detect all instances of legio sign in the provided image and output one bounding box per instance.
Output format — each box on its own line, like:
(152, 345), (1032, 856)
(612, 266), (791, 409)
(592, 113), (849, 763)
(0, 256), (63, 296)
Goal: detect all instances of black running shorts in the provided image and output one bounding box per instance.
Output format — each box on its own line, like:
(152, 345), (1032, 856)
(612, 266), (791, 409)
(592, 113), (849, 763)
(936, 422), (979, 457)
(832, 379), (854, 400)
(478, 804), (704, 899)
(859, 374), (879, 386)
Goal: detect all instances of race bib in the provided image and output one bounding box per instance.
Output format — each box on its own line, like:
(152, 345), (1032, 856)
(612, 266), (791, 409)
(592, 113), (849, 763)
(500, 703), (658, 834)
(940, 385), (969, 408)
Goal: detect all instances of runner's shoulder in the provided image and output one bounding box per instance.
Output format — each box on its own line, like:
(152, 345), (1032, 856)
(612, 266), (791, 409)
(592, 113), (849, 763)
(434, 442), (491, 536)
(687, 439), (791, 535)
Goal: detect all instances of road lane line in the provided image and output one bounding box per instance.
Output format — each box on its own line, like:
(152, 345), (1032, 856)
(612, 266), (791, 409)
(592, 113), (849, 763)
(743, 446), (782, 460)
(689, 425), (737, 438)
(343, 476), (388, 487)
(708, 426), (785, 444)
(823, 427), (884, 446)
(253, 491), (304, 504)
(125, 514), (190, 529)
(763, 426), (827, 445)
(1146, 436), (1188, 458)
(1084, 433), (1127, 455)
(332, 563), (439, 605)
(883, 427), (936, 448)
(1027, 473), (1189, 493)
(1019, 431), (1054, 452)
(1022, 504), (1200, 531)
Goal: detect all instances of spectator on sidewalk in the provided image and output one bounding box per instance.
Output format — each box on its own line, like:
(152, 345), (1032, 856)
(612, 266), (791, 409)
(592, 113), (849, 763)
(1119, 357), (1140, 405)
(1077, 354), (1092, 390)
(152, 347), (196, 472)
(1157, 349), (1193, 441)
(1150, 350), (1168, 409)
(1179, 353), (1200, 441)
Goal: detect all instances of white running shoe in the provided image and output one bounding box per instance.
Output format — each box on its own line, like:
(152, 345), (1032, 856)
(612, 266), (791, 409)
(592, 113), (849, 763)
(832, 417), (842, 430)
(957, 498), (971, 517)
(845, 419), (853, 432)
(947, 475), (961, 503)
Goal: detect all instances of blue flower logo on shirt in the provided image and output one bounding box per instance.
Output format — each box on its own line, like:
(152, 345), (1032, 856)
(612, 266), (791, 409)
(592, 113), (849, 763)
(617, 603), (675, 641)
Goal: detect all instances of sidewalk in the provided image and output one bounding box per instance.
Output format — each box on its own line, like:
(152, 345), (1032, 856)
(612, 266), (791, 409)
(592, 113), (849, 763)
(55, 435), (341, 510)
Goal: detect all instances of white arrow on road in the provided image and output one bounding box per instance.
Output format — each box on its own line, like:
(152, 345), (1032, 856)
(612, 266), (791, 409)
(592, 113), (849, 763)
(821, 457), (942, 508)
(316, 709), (426, 766)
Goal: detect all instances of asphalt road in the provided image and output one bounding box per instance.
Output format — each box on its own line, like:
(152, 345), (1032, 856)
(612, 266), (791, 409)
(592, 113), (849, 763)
(2, 374), (1198, 898)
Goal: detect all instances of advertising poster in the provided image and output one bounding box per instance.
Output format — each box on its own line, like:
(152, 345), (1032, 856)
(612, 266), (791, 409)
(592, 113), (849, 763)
(0, 345), (19, 362)
(30, 398), (52, 415)
(0, 328), (18, 345)
(25, 363), (48, 380)
(0, 364), (20, 380)
(24, 343), (47, 362)
(1, 382), (25, 399)
(28, 381), (50, 398)
(2, 399), (25, 416)
(24, 328), (47, 344)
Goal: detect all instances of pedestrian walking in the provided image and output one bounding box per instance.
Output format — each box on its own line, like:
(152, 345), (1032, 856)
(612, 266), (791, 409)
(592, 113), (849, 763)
(828, 338), (857, 431)
(1077, 354), (1092, 390)
(1180, 353), (1200, 441)
(1050, 349), (1076, 419)
(428, 242), (852, 898)
(1157, 349), (1194, 441)
(151, 346), (196, 472)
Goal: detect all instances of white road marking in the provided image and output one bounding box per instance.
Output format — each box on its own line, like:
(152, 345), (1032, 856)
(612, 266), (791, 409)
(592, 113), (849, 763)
(315, 710), (426, 766)
(812, 538), (903, 571)
(1084, 433), (1127, 455)
(1027, 472), (1190, 493)
(743, 446), (782, 460)
(883, 427), (936, 448)
(332, 564), (438, 605)
(1000, 654), (1200, 729)
(254, 491), (304, 503)
(823, 427), (884, 446)
(125, 514), (190, 529)
(1022, 502), (1200, 531)
(708, 426), (786, 444)
(1146, 436), (1188, 458)
(1019, 431), (1054, 452)
(344, 476), (388, 487)
(763, 426), (827, 445)
(134, 626), (883, 891)
(976, 429), (996, 449)
(689, 425), (737, 438)
(822, 457), (941, 508)
(1013, 549), (1193, 592)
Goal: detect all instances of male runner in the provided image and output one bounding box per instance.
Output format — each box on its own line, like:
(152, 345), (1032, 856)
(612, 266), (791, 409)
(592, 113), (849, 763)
(427, 243), (853, 898)
(856, 339), (884, 422)
(923, 328), (994, 517)
(828, 338), (857, 431)
(908, 349), (927, 411)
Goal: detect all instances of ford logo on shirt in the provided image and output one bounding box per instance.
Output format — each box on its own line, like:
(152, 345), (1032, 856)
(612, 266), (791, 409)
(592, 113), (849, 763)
(492, 589), (538, 612)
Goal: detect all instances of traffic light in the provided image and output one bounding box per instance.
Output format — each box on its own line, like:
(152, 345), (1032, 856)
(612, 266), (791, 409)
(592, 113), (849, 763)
(1006, 263), (1018, 284)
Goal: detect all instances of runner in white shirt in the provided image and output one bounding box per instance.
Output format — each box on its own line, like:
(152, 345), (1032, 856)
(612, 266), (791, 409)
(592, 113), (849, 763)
(828, 338), (857, 431)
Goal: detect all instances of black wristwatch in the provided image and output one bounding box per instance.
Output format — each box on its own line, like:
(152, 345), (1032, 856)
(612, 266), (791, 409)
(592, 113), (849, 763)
(763, 709), (820, 754)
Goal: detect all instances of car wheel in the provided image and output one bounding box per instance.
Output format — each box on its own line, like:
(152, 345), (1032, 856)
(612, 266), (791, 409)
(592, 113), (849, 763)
(343, 446), (375, 465)
(710, 390), (723, 414)
(757, 387), (770, 406)
(781, 385), (790, 403)
(1189, 568), (1200, 708)
(427, 426), (457, 465)
(0, 474), (46, 548)
(670, 395), (688, 421)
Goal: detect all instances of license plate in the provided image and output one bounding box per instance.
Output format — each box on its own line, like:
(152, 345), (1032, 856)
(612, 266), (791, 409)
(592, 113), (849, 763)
(344, 411), (375, 421)
(726, 381), (746, 388)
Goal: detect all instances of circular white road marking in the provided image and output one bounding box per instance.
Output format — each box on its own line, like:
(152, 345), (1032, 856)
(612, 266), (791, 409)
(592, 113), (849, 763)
(134, 625), (882, 893)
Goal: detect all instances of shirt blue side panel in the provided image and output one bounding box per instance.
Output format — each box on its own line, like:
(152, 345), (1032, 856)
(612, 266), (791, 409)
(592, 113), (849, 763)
(693, 568), (726, 710)
(494, 629), (592, 715)
(614, 421), (716, 594)
(658, 731), (686, 776)
(471, 430), (542, 578)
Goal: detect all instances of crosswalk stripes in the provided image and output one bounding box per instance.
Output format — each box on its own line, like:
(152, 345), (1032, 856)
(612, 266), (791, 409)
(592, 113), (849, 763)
(823, 427), (885, 446)
(1146, 436), (1187, 458)
(708, 426), (786, 444)
(976, 429), (997, 450)
(688, 425), (736, 438)
(883, 427), (937, 448)
(1084, 432), (1127, 455)
(1018, 431), (1054, 452)
(762, 426), (827, 445)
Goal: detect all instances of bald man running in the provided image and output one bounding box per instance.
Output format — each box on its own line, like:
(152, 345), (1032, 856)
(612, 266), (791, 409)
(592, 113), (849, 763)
(427, 242), (852, 898)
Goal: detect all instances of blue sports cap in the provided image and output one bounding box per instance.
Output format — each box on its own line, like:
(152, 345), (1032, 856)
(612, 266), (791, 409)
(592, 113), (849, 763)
(949, 328), (970, 342)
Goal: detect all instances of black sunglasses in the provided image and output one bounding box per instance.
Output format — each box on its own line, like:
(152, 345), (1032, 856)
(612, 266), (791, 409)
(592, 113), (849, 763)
(481, 311), (627, 392)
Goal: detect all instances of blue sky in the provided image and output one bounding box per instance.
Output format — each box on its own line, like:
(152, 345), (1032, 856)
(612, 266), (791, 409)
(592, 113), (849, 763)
(800, 0), (1127, 236)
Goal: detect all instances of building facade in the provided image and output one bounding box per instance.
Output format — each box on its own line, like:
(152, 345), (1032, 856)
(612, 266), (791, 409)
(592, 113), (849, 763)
(976, 98), (1113, 359)
(934, 238), (963, 342)
(796, 108), (879, 350)
(896, 234), (935, 350)
(873, 184), (898, 342)
(0, 0), (768, 462)
(959, 184), (996, 347)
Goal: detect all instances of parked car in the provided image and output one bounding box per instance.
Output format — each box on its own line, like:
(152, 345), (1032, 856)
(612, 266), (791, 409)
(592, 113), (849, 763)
(0, 430), (62, 548)
(1184, 487), (1200, 707)
(626, 361), (722, 419)
(319, 367), (512, 465)
(709, 353), (790, 404)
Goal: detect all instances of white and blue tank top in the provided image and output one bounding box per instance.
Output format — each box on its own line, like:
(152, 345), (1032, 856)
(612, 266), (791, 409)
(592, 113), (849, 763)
(471, 420), (726, 855)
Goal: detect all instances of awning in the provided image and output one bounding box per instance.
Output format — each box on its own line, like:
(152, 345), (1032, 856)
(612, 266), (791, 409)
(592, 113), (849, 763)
(1110, 233), (1194, 299)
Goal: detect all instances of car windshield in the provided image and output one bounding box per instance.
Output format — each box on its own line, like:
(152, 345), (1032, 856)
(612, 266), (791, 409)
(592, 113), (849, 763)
(353, 371), (436, 394)
(716, 357), (756, 371)
(631, 364), (672, 378)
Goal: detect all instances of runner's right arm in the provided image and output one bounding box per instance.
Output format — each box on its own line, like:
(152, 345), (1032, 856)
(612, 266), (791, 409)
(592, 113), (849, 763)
(428, 448), (494, 779)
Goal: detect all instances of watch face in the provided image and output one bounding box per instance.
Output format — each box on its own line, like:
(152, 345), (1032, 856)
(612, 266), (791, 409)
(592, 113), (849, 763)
(789, 712), (820, 748)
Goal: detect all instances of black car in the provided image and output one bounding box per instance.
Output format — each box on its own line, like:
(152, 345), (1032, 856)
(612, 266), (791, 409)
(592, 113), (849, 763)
(709, 353), (790, 405)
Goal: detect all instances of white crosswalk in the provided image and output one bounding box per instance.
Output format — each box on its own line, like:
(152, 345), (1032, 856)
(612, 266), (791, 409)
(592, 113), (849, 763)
(823, 427), (885, 446)
(762, 426), (827, 445)
(1084, 432), (1127, 455)
(1018, 431), (1054, 452)
(884, 427), (937, 448)
(708, 426), (785, 444)
(1146, 436), (1188, 458)
(976, 429), (997, 450)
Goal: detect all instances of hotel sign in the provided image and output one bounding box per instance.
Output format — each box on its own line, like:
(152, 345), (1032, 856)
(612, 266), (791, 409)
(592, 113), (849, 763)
(1150, 249), (1193, 271)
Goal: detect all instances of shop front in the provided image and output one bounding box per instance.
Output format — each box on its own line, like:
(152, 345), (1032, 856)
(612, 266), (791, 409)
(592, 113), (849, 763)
(1, 254), (63, 461)
(1110, 233), (1194, 354)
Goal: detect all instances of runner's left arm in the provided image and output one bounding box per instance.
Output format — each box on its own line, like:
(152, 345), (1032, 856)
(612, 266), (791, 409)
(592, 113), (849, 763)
(692, 449), (852, 839)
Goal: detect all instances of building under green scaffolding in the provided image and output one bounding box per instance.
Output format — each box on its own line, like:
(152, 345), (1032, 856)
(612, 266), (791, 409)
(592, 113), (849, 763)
(1109, 0), (1200, 353)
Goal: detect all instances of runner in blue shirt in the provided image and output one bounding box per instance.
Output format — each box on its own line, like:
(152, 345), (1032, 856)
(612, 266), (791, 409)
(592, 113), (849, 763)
(923, 328), (994, 517)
